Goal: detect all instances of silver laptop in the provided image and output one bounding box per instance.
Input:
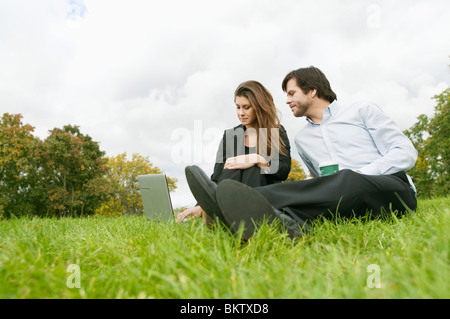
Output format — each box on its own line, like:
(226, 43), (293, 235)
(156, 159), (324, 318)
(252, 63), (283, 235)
(138, 174), (174, 221)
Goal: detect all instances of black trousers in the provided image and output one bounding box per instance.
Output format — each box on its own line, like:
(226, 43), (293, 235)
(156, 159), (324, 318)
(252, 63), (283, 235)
(254, 169), (417, 222)
(217, 166), (272, 188)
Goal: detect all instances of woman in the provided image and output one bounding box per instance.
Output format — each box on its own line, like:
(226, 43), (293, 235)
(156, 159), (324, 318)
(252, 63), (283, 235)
(176, 80), (291, 223)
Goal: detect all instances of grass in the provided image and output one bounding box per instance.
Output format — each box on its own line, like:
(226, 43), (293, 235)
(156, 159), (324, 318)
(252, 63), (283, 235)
(0, 197), (448, 299)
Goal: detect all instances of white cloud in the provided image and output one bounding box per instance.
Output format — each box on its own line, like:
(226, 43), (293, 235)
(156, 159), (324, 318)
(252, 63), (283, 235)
(1, 0), (449, 208)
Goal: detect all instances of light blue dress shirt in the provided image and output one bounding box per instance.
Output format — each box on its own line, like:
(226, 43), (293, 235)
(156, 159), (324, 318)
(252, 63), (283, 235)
(294, 100), (418, 191)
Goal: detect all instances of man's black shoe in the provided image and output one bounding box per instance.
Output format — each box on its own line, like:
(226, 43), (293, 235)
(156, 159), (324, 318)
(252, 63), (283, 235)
(216, 179), (278, 240)
(216, 179), (309, 240)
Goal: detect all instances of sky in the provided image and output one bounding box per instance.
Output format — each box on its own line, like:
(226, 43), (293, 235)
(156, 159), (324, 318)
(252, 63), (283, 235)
(1, 0), (449, 209)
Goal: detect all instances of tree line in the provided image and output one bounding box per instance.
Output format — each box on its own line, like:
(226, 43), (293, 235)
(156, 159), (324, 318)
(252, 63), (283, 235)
(0, 88), (447, 218)
(0, 115), (177, 218)
(403, 88), (449, 198)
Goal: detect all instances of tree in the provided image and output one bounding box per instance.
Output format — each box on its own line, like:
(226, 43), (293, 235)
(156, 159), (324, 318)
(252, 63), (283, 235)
(32, 125), (111, 217)
(0, 113), (40, 218)
(404, 88), (449, 197)
(284, 158), (308, 182)
(96, 153), (177, 216)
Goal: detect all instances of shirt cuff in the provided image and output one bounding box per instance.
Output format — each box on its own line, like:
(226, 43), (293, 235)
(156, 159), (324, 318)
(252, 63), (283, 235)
(358, 163), (382, 175)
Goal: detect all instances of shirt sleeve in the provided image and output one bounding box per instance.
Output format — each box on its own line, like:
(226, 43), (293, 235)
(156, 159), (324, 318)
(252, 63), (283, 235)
(358, 103), (418, 175)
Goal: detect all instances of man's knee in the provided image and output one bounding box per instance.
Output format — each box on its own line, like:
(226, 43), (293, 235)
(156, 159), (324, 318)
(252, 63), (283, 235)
(336, 169), (359, 178)
(333, 169), (364, 184)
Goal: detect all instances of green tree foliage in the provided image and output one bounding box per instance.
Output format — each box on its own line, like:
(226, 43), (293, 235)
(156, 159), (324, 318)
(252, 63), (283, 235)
(31, 125), (111, 217)
(0, 113), (40, 217)
(1, 116), (111, 218)
(404, 88), (449, 197)
(96, 153), (177, 216)
(284, 158), (308, 182)
(1, 114), (178, 218)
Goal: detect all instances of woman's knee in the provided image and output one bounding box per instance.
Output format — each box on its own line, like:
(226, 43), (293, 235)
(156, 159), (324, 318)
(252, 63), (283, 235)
(217, 169), (242, 183)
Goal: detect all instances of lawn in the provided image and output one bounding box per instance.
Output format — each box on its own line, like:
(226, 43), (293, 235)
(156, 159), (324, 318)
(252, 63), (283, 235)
(0, 197), (448, 299)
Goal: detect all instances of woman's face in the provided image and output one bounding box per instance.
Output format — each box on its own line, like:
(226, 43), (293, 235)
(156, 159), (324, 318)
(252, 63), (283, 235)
(235, 95), (257, 128)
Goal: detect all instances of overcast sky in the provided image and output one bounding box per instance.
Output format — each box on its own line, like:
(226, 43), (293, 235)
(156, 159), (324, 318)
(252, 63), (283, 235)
(1, 0), (449, 209)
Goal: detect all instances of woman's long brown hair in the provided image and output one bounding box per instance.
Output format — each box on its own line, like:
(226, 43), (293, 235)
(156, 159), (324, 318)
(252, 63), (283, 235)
(234, 80), (288, 157)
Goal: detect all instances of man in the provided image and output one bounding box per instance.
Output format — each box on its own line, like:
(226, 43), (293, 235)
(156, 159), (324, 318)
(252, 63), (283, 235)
(185, 66), (418, 240)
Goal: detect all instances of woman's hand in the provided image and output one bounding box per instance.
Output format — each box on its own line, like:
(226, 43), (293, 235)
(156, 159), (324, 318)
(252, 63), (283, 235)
(176, 206), (203, 223)
(224, 154), (269, 171)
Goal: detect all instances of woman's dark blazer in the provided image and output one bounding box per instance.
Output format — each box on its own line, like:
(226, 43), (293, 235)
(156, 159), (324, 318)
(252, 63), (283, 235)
(210, 124), (291, 184)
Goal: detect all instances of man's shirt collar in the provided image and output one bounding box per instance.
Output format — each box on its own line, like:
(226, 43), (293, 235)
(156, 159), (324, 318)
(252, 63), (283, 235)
(305, 100), (339, 125)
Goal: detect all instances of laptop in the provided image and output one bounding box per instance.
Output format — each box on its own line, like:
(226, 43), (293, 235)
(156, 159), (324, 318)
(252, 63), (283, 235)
(137, 174), (174, 221)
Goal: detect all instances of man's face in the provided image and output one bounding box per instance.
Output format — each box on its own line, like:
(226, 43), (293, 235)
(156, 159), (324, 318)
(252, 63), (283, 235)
(285, 78), (313, 118)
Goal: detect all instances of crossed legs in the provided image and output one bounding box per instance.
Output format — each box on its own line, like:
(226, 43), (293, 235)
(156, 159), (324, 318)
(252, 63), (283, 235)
(186, 166), (417, 240)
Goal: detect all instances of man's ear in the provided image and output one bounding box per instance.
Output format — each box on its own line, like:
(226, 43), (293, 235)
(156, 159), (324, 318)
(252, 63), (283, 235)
(310, 89), (317, 98)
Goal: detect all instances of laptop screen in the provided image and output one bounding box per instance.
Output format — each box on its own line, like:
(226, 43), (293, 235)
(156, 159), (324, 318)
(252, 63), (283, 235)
(138, 174), (174, 221)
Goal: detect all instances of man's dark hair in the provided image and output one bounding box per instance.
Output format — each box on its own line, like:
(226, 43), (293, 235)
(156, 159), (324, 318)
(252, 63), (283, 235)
(282, 66), (337, 103)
